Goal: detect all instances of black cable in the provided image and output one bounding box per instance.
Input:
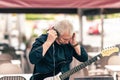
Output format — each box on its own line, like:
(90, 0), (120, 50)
(53, 44), (56, 80)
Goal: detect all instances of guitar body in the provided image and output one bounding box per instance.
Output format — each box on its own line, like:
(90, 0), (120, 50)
(30, 67), (61, 80)
(44, 72), (62, 80)
(30, 73), (48, 80)
(30, 72), (62, 80)
(30, 61), (66, 80)
(30, 73), (58, 80)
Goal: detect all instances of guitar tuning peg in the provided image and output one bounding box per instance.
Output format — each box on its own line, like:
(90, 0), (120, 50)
(110, 46), (113, 48)
(116, 44), (120, 48)
(111, 46), (114, 48)
(104, 47), (108, 50)
(109, 47), (112, 49)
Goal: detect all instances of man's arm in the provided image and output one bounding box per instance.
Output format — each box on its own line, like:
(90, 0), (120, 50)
(73, 43), (81, 55)
(42, 29), (57, 56)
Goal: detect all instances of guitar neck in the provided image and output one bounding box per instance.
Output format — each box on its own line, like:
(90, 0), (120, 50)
(59, 54), (103, 80)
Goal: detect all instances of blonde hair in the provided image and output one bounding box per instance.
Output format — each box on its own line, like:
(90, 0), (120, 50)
(54, 20), (73, 36)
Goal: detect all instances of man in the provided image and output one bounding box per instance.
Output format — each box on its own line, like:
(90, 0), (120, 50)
(29, 20), (88, 80)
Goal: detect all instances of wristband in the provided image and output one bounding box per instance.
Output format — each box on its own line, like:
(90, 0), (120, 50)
(73, 42), (81, 47)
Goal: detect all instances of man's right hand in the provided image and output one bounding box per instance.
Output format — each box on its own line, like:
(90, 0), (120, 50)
(47, 29), (58, 44)
(42, 29), (58, 56)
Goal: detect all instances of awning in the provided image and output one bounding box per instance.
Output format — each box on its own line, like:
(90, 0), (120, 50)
(0, 0), (120, 8)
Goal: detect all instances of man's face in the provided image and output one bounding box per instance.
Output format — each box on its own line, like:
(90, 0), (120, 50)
(58, 32), (72, 44)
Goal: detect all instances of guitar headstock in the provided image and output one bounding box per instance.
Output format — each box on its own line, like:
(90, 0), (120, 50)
(101, 45), (120, 57)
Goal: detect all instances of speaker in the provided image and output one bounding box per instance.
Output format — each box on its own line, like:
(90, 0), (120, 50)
(74, 76), (114, 80)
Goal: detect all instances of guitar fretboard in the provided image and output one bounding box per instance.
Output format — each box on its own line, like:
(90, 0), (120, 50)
(59, 54), (103, 80)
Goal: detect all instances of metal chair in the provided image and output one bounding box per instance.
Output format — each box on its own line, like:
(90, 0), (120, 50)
(0, 76), (26, 80)
(107, 55), (120, 80)
(0, 63), (22, 74)
(0, 54), (13, 65)
(0, 74), (32, 80)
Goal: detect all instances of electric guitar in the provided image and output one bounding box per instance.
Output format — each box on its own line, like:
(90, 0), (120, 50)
(30, 44), (120, 80)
